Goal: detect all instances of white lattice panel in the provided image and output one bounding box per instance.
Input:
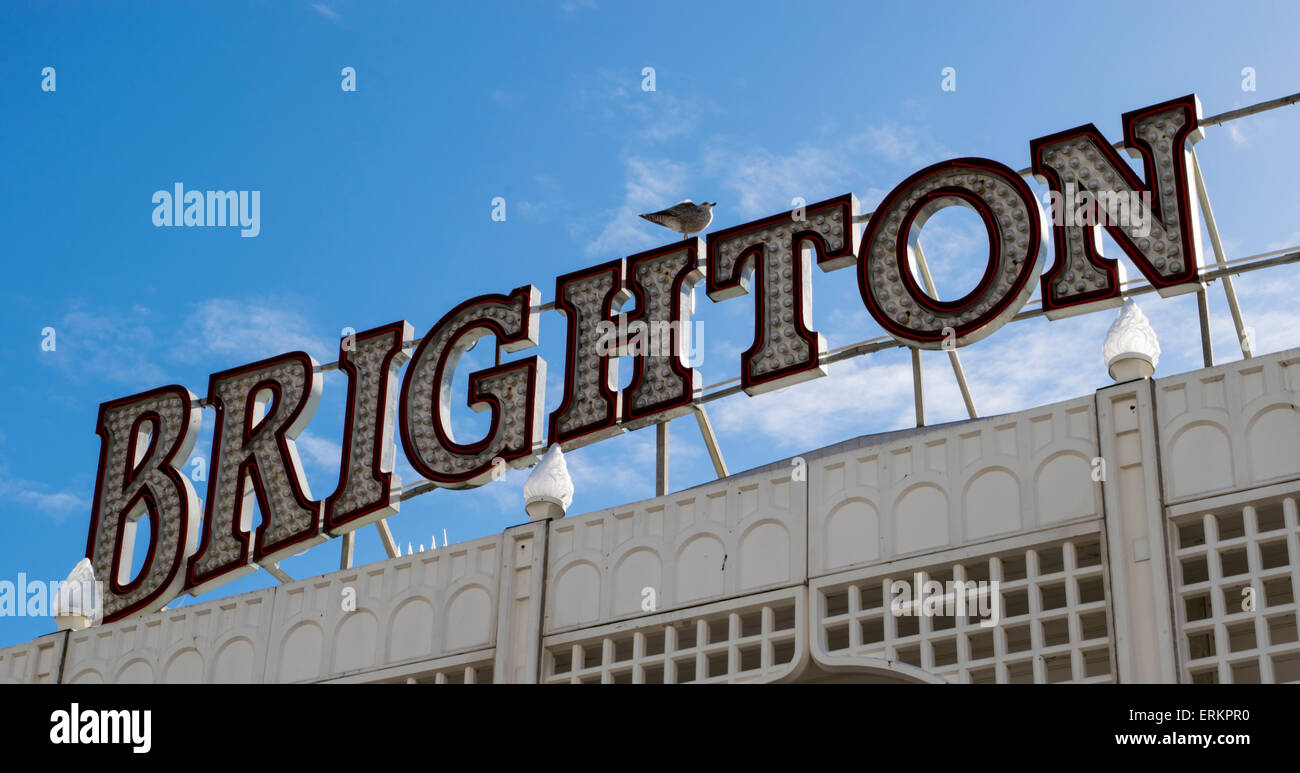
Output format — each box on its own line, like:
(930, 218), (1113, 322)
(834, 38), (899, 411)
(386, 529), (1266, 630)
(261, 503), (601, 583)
(809, 524), (1115, 683)
(541, 587), (805, 683)
(1169, 485), (1300, 683)
(1156, 348), (1300, 504)
(546, 464), (804, 633)
(809, 395), (1100, 576)
(263, 533), (501, 683)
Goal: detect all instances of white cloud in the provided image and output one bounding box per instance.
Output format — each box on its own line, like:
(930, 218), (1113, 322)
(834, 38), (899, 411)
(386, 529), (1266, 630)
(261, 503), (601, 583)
(295, 430), (343, 471)
(704, 142), (844, 219)
(174, 298), (334, 365)
(712, 356), (917, 450)
(857, 124), (932, 165)
(310, 3), (341, 21)
(44, 305), (169, 386)
(0, 474), (89, 522)
(1266, 230), (1300, 252)
(564, 431), (657, 501)
(705, 290), (1122, 452)
(587, 157), (689, 257)
(702, 121), (946, 219)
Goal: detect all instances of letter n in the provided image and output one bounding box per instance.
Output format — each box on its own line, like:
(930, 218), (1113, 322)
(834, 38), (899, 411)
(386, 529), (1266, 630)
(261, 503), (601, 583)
(1030, 94), (1205, 318)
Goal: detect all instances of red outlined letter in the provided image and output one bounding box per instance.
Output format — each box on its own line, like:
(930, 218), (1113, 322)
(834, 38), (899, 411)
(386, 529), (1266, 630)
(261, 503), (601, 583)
(621, 239), (705, 428)
(858, 159), (1045, 349)
(1030, 94), (1205, 318)
(706, 194), (858, 395)
(401, 286), (547, 487)
(87, 386), (202, 622)
(186, 352), (323, 594)
(549, 260), (629, 447)
(324, 321), (412, 535)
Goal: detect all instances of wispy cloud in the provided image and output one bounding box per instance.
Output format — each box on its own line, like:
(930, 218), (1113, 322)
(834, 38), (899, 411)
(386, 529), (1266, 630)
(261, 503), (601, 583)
(573, 68), (708, 146)
(586, 156), (689, 257)
(310, 3), (341, 21)
(855, 123), (937, 166)
(0, 473), (89, 522)
(713, 356), (918, 450)
(703, 121), (948, 219)
(41, 304), (169, 386)
(38, 298), (333, 396)
(295, 430), (343, 471)
(174, 298), (334, 365)
(702, 142), (846, 219)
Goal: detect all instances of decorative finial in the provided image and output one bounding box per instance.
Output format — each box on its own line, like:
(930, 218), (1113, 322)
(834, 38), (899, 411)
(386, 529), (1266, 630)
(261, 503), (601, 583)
(1103, 298), (1160, 381)
(523, 445), (574, 520)
(53, 558), (101, 631)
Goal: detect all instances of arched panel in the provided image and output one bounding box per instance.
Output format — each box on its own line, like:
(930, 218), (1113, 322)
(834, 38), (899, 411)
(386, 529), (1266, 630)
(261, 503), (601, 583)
(893, 484), (949, 554)
(1167, 421), (1234, 498)
(388, 597), (435, 662)
(1034, 452), (1095, 524)
(116, 658), (153, 684)
(824, 499), (880, 570)
(677, 534), (727, 602)
(162, 648), (203, 684)
(739, 521), (789, 590)
(612, 548), (662, 616)
(279, 623), (323, 682)
(332, 610), (379, 673)
(964, 468), (1021, 538)
(69, 669), (104, 684)
(551, 561), (601, 628)
(1246, 405), (1300, 483)
(444, 584), (493, 651)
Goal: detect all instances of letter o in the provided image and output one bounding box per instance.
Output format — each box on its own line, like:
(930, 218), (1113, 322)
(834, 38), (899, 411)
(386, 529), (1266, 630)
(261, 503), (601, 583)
(858, 158), (1045, 349)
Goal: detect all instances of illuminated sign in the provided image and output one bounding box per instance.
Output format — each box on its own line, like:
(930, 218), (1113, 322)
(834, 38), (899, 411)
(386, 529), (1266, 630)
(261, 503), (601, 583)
(86, 94), (1207, 621)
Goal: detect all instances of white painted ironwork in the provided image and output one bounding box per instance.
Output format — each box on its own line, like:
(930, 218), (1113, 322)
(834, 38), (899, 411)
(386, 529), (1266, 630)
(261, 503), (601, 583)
(811, 531), (1115, 683)
(1169, 487), (1300, 683)
(542, 588), (805, 684)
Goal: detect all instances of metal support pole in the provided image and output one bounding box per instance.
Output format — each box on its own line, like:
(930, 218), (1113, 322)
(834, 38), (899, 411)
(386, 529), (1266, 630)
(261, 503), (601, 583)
(1196, 285), (1215, 368)
(911, 348), (925, 427)
(375, 518), (399, 559)
(912, 243), (978, 418)
(691, 405), (729, 479)
(263, 563), (293, 584)
(339, 531), (354, 570)
(1191, 150), (1252, 359)
(656, 420), (669, 496)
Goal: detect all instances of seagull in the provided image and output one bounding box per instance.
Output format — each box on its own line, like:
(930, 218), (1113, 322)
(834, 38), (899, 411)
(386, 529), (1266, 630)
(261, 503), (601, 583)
(638, 200), (716, 239)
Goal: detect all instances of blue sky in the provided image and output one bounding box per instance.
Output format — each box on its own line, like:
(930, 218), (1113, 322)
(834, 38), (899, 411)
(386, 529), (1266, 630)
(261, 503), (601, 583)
(3, 0), (1300, 647)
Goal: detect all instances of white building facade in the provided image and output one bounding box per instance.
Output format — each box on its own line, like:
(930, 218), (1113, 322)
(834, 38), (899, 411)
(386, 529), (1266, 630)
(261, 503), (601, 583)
(3, 345), (1299, 685)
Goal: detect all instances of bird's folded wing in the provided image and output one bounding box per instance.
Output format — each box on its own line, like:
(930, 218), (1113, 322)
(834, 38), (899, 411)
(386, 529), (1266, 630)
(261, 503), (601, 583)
(639, 212), (673, 227)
